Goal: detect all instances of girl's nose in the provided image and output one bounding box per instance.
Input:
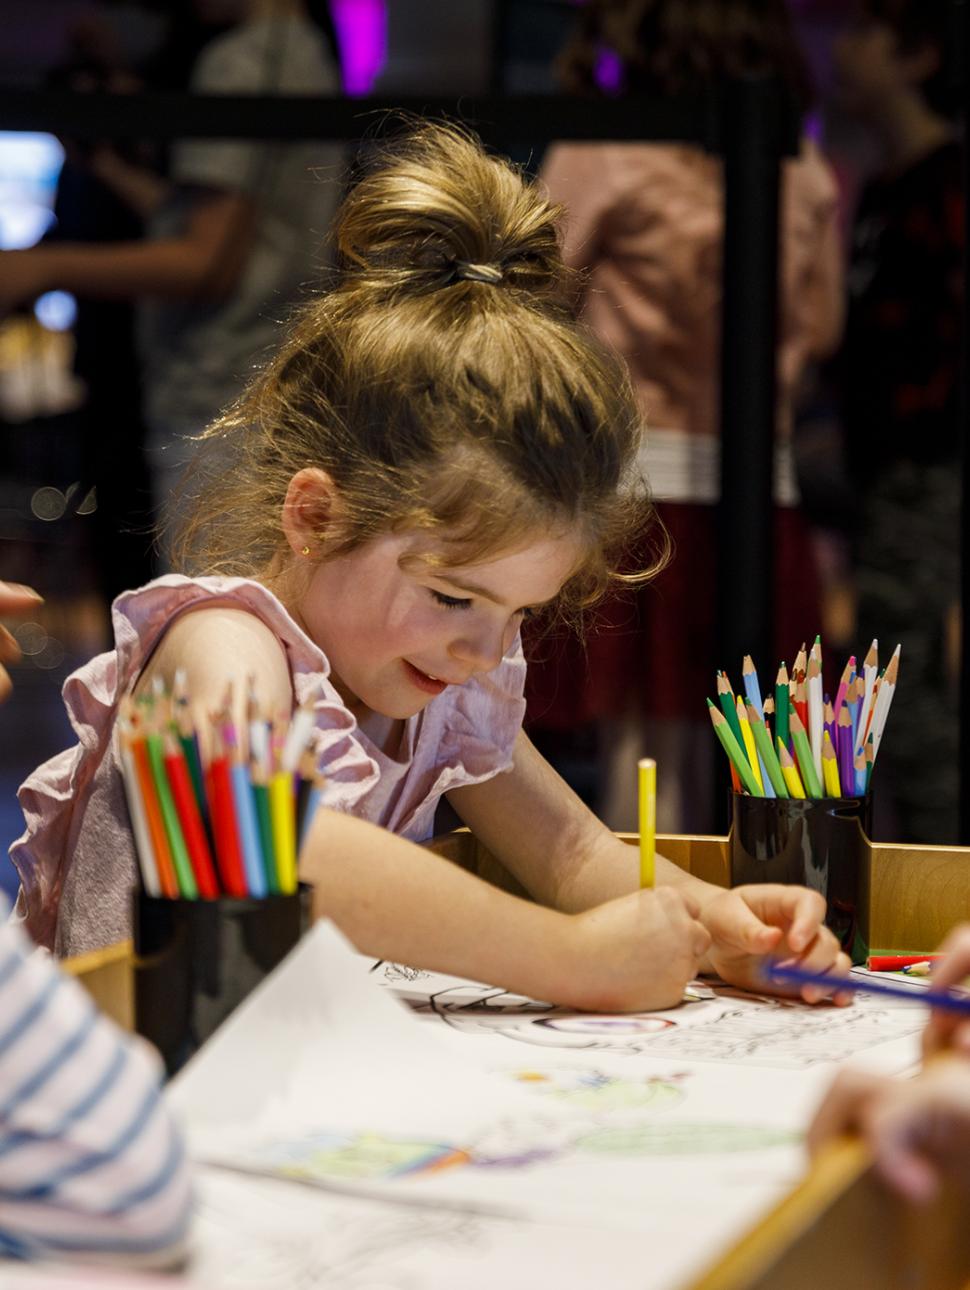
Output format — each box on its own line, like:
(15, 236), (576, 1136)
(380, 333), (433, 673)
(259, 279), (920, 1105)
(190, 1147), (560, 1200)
(449, 621), (507, 674)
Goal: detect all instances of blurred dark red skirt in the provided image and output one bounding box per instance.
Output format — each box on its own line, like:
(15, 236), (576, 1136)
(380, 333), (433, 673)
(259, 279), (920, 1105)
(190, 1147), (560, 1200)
(524, 501), (821, 729)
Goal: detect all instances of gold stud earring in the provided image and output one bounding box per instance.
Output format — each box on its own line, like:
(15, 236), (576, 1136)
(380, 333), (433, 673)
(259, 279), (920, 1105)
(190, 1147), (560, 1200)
(301, 546), (311, 557)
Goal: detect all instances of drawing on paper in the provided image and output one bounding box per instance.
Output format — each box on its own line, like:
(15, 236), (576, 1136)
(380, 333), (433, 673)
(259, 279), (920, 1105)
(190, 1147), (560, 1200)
(513, 1069), (685, 1113)
(403, 981), (924, 1067)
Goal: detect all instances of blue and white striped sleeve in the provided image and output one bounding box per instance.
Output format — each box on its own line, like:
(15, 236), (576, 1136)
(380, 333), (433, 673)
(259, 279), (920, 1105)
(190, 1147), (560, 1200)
(0, 898), (192, 1264)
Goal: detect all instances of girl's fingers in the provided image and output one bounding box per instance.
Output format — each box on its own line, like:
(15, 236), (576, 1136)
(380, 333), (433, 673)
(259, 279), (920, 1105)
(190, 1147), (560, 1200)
(780, 888), (827, 954)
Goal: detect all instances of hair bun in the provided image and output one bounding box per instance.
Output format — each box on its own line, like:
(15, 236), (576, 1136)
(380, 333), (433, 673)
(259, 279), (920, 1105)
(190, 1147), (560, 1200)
(334, 122), (568, 302)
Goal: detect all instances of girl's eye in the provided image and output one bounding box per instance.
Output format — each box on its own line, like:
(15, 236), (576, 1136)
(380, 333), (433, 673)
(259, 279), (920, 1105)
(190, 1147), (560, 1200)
(431, 590), (472, 610)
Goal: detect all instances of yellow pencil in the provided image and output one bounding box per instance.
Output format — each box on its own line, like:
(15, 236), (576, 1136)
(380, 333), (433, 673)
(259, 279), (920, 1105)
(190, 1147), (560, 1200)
(821, 730), (841, 797)
(777, 738), (806, 799)
(268, 768), (298, 894)
(736, 695), (764, 794)
(638, 757), (656, 888)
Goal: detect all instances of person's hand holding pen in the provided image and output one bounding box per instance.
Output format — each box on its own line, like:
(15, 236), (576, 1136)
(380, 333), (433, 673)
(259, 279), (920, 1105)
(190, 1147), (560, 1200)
(808, 923), (970, 1202)
(0, 581), (44, 703)
(697, 884), (852, 1003)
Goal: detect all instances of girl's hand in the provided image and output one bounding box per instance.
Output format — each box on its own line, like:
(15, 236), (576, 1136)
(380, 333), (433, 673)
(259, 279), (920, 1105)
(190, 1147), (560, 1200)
(698, 884), (851, 1003)
(564, 887), (712, 1013)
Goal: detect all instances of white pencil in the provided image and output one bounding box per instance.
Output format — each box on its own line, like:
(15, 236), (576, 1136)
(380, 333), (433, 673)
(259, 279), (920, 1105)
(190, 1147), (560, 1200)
(854, 639), (879, 758)
(870, 645), (900, 762)
(806, 646), (824, 784)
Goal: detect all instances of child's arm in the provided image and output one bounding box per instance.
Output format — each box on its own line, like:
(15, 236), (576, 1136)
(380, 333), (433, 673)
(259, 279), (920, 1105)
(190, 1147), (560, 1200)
(0, 902), (192, 1264)
(447, 731), (851, 998)
(133, 608), (708, 1011)
(298, 809), (710, 1012)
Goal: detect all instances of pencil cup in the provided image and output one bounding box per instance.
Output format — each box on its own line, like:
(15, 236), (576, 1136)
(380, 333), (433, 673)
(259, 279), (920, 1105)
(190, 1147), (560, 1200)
(729, 794), (872, 964)
(133, 886), (311, 1076)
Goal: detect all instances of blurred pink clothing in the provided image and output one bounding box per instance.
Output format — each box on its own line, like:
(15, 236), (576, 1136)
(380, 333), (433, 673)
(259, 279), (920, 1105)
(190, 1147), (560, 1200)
(541, 140), (841, 457)
(11, 575), (526, 957)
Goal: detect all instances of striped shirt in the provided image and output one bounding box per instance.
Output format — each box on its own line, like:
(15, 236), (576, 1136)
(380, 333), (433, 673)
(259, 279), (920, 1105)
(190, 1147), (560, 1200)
(0, 897), (191, 1263)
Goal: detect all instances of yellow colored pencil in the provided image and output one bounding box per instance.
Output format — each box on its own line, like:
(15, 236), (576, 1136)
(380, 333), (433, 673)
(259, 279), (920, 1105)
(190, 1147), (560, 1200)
(821, 730), (841, 797)
(736, 695), (764, 794)
(638, 757), (656, 888)
(268, 768), (297, 893)
(777, 739), (806, 799)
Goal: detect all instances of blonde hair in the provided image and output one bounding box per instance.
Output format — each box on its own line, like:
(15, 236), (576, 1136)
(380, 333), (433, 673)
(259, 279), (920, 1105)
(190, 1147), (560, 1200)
(171, 122), (668, 621)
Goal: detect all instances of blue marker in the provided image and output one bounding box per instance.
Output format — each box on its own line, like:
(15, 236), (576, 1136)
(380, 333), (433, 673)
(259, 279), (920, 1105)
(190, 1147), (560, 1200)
(763, 961), (970, 1016)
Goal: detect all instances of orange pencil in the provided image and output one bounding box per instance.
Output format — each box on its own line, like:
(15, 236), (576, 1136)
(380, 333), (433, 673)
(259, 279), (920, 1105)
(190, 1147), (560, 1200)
(130, 737), (179, 898)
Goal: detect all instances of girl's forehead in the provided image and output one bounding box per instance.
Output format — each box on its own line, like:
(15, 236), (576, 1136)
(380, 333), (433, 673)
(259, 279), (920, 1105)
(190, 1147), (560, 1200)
(414, 531), (585, 600)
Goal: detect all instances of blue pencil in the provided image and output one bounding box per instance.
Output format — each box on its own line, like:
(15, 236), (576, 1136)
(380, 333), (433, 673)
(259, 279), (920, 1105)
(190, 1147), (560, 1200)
(764, 962), (970, 1015)
(230, 761), (268, 898)
(742, 655), (775, 799)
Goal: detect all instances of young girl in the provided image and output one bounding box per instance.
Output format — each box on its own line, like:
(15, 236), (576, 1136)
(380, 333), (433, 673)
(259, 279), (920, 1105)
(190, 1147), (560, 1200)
(12, 125), (849, 1013)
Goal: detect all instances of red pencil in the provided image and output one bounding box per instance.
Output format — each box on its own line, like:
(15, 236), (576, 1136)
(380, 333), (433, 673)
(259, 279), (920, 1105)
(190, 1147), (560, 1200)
(867, 954), (943, 972)
(206, 726), (248, 897)
(164, 731), (220, 899)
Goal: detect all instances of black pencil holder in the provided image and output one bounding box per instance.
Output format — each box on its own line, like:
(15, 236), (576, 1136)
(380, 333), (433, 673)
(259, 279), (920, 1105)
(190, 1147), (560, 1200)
(729, 794), (873, 964)
(133, 886), (311, 1076)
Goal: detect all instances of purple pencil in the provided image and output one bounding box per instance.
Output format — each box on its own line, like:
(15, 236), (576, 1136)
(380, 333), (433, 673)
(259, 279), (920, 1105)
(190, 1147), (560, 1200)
(836, 704), (855, 795)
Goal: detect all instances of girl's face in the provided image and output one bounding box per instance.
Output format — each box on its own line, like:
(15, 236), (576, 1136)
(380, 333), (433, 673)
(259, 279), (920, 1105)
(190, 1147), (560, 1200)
(292, 528), (583, 721)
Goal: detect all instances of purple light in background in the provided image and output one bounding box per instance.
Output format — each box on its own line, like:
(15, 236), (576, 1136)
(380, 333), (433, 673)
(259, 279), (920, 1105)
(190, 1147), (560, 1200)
(595, 46), (623, 95)
(330, 0), (387, 97)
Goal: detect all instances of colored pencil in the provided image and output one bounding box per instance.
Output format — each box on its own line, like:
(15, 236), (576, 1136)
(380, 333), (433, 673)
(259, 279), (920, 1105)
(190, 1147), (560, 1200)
(130, 735), (179, 898)
(853, 749), (868, 798)
(163, 730), (219, 899)
(867, 954), (943, 971)
(745, 701), (788, 797)
(836, 704), (854, 795)
(707, 701), (762, 796)
(742, 656), (774, 797)
(774, 663), (790, 752)
(869, 645), (900, 761)
(777, 739), (806, 798)
(173, 669), (208, 827)
(789, 711), (823, 799)
(118, 717), (161, 898)
(832, 655), (855, 725)
(806, 649), (824, 785)
(207, 726), (248, 897)
(821, 730), (841, 798)
(715, 672), (743, 792)
(763, 962), (970, 1016)
(269, 769), (298, 893)
(638, 757), (656, 888)
(854, 639), (878, 757)
(793, 673), (809, 733)
(736, 695), (764, 794)
(145, 726), (198, 900)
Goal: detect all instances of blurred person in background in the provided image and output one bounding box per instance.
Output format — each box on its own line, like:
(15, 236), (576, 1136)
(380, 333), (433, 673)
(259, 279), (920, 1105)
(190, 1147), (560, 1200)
(525, 0), (843, 833)
(831, 0), (962, 844)
(0, 0), (344, 558)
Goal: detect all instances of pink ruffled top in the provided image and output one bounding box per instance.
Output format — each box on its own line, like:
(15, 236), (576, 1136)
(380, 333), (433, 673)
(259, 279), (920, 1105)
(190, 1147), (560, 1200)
(10, 575), (526, 956)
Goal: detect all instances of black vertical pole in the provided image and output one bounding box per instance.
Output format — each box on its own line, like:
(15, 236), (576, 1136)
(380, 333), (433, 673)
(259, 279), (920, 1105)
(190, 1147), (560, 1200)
(716, 77), (786, 827)
(956, 0), (970, 843)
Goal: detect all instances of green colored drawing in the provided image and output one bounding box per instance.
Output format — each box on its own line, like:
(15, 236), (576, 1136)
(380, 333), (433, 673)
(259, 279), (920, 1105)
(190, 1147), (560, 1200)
(575, 1122), (797, 1156)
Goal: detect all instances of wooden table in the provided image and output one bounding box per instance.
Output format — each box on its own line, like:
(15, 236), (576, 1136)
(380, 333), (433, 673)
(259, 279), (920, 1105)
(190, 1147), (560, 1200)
(64, 831), (970, 1289)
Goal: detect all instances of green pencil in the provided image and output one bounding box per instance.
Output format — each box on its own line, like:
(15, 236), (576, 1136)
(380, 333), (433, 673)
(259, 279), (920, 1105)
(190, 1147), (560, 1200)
(774, 661), (791, 752)
(716, 671), (745, 747)
(145, 731), (199, 898)
(745, 701), (789, 798)
(789, 711), (823, 799)
(707, 700), (763, 796)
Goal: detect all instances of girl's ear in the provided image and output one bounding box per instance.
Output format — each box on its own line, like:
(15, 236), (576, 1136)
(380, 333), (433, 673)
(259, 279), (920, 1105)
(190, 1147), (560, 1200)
(281, 468), (341, 559)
